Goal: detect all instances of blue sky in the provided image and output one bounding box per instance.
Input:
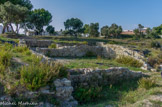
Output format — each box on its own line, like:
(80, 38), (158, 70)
(31, 0), (162, 31)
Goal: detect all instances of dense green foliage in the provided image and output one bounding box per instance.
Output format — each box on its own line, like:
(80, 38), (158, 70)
(83, 24), (90, 35)
(74, 86), (103, 103)
(0, 0), (33, 10)
(0, 43), (12, 77)
(133, 24), (161, 39)
(101, 25), (109, 37)
(101, 23), (122, 38)
(64, 18), (83, 37)
(48, 43), (57, 49)
(20, 62), (68, 91)
(0, 1), (29, 33)
(46, 25), (55, 35)
(89, 23), (99, 37)
(109, 23), (122, 38)
(0, 49), (12, 67)
(30, 8), (52, 34)
(152, 24), (162, 35)
(133, 24), (145, 38)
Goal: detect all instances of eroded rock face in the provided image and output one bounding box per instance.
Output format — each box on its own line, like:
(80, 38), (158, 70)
(106, 44), (145, 63)
(68, 67), (143, 88)
(106, 44), (155, 71)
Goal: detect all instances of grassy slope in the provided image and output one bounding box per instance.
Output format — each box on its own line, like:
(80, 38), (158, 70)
(1, 35), (162, 106)
(79, 72), (162, 107)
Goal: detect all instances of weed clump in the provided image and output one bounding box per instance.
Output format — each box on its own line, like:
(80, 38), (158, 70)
(116, 55), (143, 67)
(13, 46), (29, 53)
(138, 77), (156, 90)
(48, 43), (57, 49)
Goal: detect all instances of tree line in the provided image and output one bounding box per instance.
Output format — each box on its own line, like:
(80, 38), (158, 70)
(133, 24), (161, 39)
(0, 1), (123, 37)
(0, 0), (161, 39)
(63, 18), (123, 38)
(0, 0), (53, 35)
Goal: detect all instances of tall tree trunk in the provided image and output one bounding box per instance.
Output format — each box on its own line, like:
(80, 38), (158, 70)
(7, 25), (9, 32)
(16, 24), (19, 34)
(9, 24), (15, 33)
(2, 24), (7, 34)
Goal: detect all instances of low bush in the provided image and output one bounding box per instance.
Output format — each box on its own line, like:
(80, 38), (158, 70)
(157, 53), (162, 64)
(150, 41), (161, 48)
(116, 55), (143, 67)
(48, 43), (57, 49)
(20, 62), (68, 91)
(85, 51), (96, 57)
(0, 49), (12, 68)
(138, 77), (156, 90)
(25, 54), (42, 64)
(147, 57), (158, 68)
(1, 43), (13, 51)
(82, 41), (88, 45)
(147, 55), (162, 68)
(73, 86), (103, 103)
(13, 46), (29, 53)
(24, 50), (32, 56)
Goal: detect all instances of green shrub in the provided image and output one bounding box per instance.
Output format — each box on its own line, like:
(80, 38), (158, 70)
(20, 62), (68, 91)
(0, 49), (12, 67)
(24, 50), (32, 56)
(150, 41), (161, 48)
(0, 64), (5, 74)
(13, 46), (29, 53)
(25, 55), (42, 64)
(85, 51), (96, 57)
(116, 55), (143, 67)
(48, 43), (57, 49)
(82, 41), (88, 45)
(138, 77), (156, 90)
(108, 40), (120, 44)
(2, 43), (13, 51)
(147, 57), (158, 68)
(147, 55), (162, 68)
(73, 86), (103, 103)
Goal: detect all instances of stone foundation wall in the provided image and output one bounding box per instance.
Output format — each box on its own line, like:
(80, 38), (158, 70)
(19, 39), (53, 47)
(0, 78), (78, 107)
(68, 67), (143, 88)
(36, 45), (116, 59)
(19, 39), (94, 48)
(20, 39), (152, 70)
